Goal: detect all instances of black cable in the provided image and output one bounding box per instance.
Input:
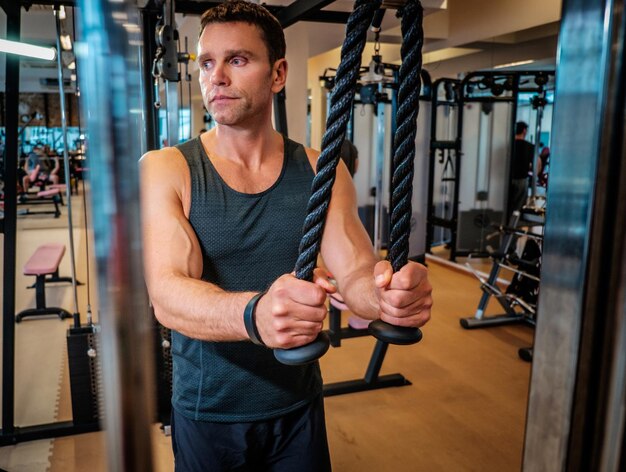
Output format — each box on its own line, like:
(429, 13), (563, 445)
(73, 7), (92, 312)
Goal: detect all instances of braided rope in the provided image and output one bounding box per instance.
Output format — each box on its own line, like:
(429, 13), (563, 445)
(294, 0), (382, 280)
(388, 0), (424, 272)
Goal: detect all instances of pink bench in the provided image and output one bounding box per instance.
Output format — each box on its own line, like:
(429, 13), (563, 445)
(16, 243), (72, 322)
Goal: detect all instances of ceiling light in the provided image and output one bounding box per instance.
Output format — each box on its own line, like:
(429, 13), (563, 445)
(0, 38), (56, 61)
(493, 60), (535, 70)
(68, 60), (76, 70)
(60, 34), (72, 51)
(57, 6), (66, 20)
(71, 73), (77, 81)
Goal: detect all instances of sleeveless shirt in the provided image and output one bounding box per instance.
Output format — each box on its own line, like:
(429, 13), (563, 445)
(172, 136), (322, 422)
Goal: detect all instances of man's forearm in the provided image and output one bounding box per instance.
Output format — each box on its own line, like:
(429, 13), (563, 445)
(149, 274), (255, 341)
(339, 265), (380, 320)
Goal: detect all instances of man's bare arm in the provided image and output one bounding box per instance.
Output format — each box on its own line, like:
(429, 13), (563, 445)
(310, 149), (432, 326)
(141, 149), (252, 341)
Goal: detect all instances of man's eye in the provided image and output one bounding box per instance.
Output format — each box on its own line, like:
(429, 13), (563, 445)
(231, 57), (246, 66)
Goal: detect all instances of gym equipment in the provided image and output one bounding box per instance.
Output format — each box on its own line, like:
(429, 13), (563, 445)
(79, 0), (156, 467)
(427, 78), (461, 248)
(151, 0), (196, 147)
(273, 0), (382, 365)
(427, 71), (555, 261)
(523, 0), (626, 468)
(154, 319), (173, 435)
(460, 209), (543, 359)
(275, 0), (424, 366)
(0, 3), (99, 446)
(16, 244), (72, 322)
(324, 299), (413, 396)
(319, 48), (431, 258)
(54, 6), (81, 329)
(13, 188), (63, 218)
(57, 1), (103, 432)
(528, 89), (548, 204)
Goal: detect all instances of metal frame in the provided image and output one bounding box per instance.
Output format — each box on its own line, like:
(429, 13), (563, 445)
(0, 2), (100, 446)
(138, 0), (350, 26)
(426, 77), (461, 255)
(274, 0), (336, 28)
(459, 210), (543, 332)
(427, 70), (554, 261)
(523, 0), (626, 470)
(1, 0), (21, 441)
(323, 305), (411, 397)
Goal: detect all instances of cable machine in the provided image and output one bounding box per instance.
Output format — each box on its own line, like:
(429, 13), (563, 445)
(319, 46), (431, 258)
(0, 3), (100, 445)
(426, 70), (554, 261)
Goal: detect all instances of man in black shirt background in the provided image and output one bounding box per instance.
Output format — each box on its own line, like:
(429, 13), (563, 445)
(508, 121), (535, 219)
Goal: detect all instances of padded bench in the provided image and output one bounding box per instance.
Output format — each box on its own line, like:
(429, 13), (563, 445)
(16, 243), (72, 323)
(17, 188), (63, 218)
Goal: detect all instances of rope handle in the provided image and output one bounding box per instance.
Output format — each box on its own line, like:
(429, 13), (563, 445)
(275, 0), (425, 365)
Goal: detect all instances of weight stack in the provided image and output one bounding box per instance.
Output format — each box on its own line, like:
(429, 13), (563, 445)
(67, 325), (100, 425)
(154, 319), (173, 427)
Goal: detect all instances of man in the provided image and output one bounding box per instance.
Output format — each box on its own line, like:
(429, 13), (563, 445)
(140, 2), (432, 470)
(508, 121), (534, 219)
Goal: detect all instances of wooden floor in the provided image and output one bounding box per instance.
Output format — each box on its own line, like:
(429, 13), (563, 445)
(0, 196), (534, 471)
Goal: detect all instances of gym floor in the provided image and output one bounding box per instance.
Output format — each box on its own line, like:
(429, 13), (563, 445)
(0, 192), (533, 471)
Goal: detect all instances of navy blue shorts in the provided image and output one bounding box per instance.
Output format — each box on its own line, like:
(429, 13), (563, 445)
(171, 395), (332, 471)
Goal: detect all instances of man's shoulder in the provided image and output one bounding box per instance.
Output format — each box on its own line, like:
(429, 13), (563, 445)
(140, 146), (189, 177)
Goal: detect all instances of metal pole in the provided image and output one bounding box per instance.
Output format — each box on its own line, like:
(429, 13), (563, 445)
(163, 0), (179, 147)
(54, 7), (80, 323)
(1, 2), (20, 437)
(166, 80), (180, 146)
(141, 8), (160, 152)
(506, 75), (520, 219)
(530, 93), (545, 202)
(523, 0), (623, 469)
(77, 1), (155, 469)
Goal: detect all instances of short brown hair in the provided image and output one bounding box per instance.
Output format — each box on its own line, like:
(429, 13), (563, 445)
(199, 1), (286, 65)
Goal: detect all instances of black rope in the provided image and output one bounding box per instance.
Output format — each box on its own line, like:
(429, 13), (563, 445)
(388, 0), (424, 272)
(294, 0), (382, 281)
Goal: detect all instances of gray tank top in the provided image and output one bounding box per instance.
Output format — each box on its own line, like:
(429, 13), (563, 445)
(172, 135), (322, 422)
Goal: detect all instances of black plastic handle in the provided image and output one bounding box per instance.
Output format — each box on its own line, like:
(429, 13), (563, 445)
(273, 332), (331, 366)
(368, 320), (422, 345)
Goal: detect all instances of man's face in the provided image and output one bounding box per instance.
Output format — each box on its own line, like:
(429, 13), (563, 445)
(197, 21), (286, 127)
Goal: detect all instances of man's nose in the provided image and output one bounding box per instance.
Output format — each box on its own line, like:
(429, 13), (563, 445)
(210, 63), (229, 86)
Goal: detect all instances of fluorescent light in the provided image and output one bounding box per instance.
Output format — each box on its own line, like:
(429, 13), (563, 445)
(494, 60), (535, 70)
(60, 34), (72, 51)
(71, 73), (77, 81)
(0, 38), (56, 61)
(57, 6), (66, 20)
(68, 60), (76, 70)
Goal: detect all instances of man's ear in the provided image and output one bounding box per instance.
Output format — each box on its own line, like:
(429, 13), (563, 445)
(271, 58), (288, 93)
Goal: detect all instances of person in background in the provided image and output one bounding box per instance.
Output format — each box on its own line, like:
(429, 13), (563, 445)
(508, 121), (534, 219)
